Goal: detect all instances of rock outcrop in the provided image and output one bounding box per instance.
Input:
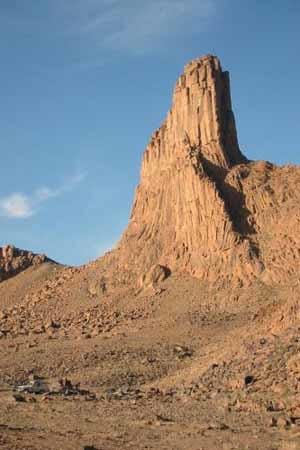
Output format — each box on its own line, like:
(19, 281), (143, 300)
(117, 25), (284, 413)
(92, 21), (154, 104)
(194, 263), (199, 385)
(3, 56), (298, 290)
(139, 264), (171, 289)
(0, 244), (48, 282)
(112, 55), (300, 287)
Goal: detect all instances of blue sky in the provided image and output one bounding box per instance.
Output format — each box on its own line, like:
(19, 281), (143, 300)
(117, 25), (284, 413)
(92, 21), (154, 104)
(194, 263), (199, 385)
(0, 0), (299, 265)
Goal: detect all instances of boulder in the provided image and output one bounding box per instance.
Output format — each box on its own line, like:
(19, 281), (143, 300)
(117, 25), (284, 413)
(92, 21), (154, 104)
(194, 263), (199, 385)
(139, 264), (171, 288)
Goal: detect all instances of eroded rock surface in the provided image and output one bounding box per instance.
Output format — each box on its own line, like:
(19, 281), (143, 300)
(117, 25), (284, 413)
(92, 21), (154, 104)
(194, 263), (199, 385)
(1, 55), (300, 450)
(3, 55), (299, 290)
(0, 244), (49, 282)
(113, 55), (300, 287)
(139, 265), (171, 289)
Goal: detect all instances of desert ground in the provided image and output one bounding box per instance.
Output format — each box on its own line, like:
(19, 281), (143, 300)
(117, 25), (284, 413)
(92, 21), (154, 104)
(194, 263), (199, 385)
(1, 261), (300, 450)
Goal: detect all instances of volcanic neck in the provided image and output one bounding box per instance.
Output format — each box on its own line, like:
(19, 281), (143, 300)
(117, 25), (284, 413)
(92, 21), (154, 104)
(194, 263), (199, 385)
(114, 55), (257, 285)
(111, 55), (299, 287)
(142, 54), (246, 172)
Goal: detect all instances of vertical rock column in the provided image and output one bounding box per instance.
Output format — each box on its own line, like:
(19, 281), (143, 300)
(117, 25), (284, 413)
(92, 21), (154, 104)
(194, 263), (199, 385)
(117, 55), (262, 286)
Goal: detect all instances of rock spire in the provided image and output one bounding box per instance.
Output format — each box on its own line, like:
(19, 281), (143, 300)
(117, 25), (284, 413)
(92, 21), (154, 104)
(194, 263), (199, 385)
(116, 55), (263, 286)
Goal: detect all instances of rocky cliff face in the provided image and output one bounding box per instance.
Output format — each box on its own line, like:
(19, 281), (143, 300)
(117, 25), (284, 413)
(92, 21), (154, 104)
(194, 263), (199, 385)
(2, 55), (298, 289)
(0, 245), (48, 282)
(114, 55), (300, 287)
(142, 55), (245, 171)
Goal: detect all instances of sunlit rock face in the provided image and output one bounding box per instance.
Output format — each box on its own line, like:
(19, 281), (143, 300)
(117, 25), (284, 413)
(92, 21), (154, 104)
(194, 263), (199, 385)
(113, 55), (300, 287)
(0, 245), (48, 282)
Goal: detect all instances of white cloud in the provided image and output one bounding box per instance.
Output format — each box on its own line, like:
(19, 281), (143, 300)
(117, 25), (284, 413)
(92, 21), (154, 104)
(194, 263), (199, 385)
(64, 172), (86, 189)
(1, 0), (216, 55)
(72, 0), (216, 52)
(98, 0), (215, 52)
(0, 172), (86, 219)
(35, 187), (59, 202)
(0, 193), (34, 219)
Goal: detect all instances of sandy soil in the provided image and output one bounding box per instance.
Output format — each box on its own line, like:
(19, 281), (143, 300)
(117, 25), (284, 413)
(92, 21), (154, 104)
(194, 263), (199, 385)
(0, 264), (300, 450)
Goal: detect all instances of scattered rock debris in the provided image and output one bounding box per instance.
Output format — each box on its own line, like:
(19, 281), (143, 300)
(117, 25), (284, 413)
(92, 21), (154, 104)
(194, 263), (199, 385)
(13, 376), (95, 400)
(173, 345), (193, 359)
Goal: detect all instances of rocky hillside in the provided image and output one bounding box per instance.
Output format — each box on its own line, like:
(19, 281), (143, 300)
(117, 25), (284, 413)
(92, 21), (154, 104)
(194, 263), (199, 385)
(112, 55), (300, 288)
(0, 244), (52, 282)
(2, 55), (299, 291)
